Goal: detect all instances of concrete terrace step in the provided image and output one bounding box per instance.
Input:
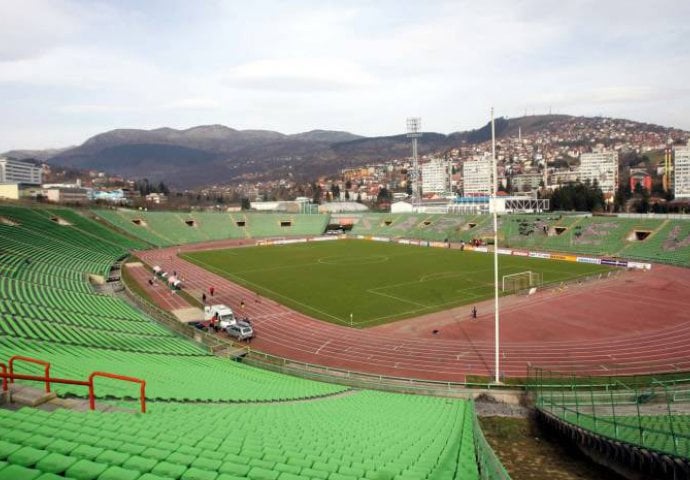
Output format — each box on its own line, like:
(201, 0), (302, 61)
(0, 384), (133, 413)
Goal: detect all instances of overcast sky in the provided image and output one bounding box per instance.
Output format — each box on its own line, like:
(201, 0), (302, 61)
(1, 0), (689, 151)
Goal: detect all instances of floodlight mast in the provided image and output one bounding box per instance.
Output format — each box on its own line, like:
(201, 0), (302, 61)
(491, 107), (501, 384)
(407, 117), (422, 210)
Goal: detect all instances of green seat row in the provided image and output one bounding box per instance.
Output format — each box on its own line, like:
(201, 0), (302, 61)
(0, 391), (477, 480)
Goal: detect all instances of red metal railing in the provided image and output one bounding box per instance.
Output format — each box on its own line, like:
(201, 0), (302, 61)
(0, 356), (146, 413)
(88, 372), (147, 413)
(0, 362), (7, 392)
(9, 355), (51, 393)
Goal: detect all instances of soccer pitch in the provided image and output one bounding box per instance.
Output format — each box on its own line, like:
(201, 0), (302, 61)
(182, 240), (612, 327)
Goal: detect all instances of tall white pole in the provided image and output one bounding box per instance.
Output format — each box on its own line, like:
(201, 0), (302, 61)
(491, 107), (500, 384)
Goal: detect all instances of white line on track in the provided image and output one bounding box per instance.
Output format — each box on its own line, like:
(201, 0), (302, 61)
(315, 340), (332, 354)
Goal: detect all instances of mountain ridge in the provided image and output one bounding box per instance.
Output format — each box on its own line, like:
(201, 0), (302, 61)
(4, 115), (687, 188)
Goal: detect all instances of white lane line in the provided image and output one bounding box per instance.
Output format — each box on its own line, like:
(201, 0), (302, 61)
(315, 340), (332, 355)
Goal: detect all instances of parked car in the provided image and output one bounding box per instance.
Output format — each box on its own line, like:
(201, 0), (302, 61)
(226, 321), (254, 341)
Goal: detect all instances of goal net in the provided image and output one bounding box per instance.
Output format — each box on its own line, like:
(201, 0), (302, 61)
(502, 271), (543, 293)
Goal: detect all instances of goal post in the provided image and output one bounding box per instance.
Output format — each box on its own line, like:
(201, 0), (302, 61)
(502, 271), (543, 293)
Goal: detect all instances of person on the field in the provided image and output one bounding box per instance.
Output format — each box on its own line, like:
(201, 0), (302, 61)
(471, 306), (477, 319)
(202, 293), (207, 304)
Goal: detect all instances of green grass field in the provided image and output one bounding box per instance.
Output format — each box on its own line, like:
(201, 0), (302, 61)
(183, 240), (612, 327)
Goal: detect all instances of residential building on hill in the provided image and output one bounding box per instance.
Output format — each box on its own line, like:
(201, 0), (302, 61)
(674, 143), (690, 199)
(578, 151), (619, 197)
(462, 155), (493, 196)
(421, 158), (450, 194)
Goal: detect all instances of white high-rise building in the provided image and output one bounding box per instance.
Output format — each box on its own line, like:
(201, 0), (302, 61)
(578, 151), (619, 197)
(421, 158), (450, 194)
(674, 143), (690, 199)
(462, 154), (493, 196)
(0, 157), (43, 185)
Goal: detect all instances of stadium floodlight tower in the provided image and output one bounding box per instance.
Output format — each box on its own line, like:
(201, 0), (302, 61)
(406, 117), (422, 210)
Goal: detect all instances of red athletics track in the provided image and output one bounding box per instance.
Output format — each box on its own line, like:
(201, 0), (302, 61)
(134, 239), (690, 382)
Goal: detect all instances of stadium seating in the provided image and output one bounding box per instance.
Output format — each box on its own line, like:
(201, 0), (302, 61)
(29, 208), (147, 251)
(91, 210), (178, 246)
(619, 219), (690, 266)
(349, 213), (494, 244)
(93, 210), (331, 247)
(0, 337), (345, 402)
(553, 411), (690, 460)
(92, 207), (690, 267)
(0, 204), (492, 478)
(0, 206), (347, 402)
(498, 214), (690, 266)
(532, 368), (690, 463)
(0, 392), (477, 480)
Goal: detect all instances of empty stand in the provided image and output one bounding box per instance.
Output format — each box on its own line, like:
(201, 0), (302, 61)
(94, 210), (331, 246)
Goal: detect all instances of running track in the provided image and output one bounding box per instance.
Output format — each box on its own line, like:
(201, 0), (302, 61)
(134, 239), (690, 382)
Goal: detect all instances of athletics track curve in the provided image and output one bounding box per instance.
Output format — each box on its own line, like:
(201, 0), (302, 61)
(136, 239), (690, 382)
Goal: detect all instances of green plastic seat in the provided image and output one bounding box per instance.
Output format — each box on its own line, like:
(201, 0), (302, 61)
(274, 463), (301, 475)
(218, 461), (251, 476)
(248, 458), (275, 471)
(246, 466), (280, 480)
(8, 446), (49, 467)
(216, 474), (246, 480)
(166, 452), (195, 466)
(328, 472), (358, 480)
(0, 440), (21, 460)
(136, 474), (169, 480)
(23, 435), (54, 450)
(140, 448), (171, 462)
(65, 459), (109, 480)
(34, 452), (78, 474)
(150, 461), (187, 479)
(122, 456), (157, 474)
(180, 467), (219, 480)
(97, 465), (142, 480)
(277, 474), (311, 480)
(94, 438), (124, 451)
(46, 439), (78, 455)
(176, 446), (201, 457)
(35, 473), (68, 480)
(3, 429), (32, 444)
(299, 468), (329, 479)
(197, 450), (224, 462)
(72, 445), (105, 461)
(222, 454), (248, 466)
(286, 458), (311, 469)
(0, 464), (42, 480)
(118, 444), (146, 456)
(190, 457), (221, 471)
(95, 450), (131, 467)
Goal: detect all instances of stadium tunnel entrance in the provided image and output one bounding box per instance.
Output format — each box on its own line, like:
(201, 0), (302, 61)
(325, 220), (353, 235)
